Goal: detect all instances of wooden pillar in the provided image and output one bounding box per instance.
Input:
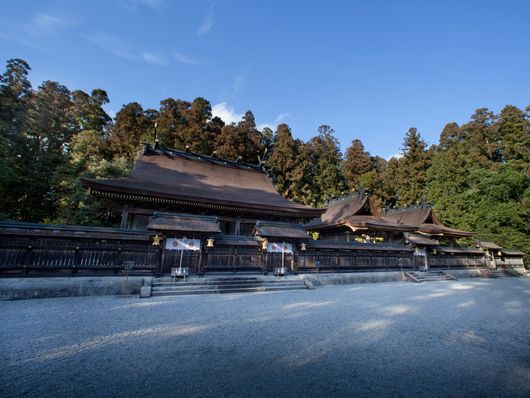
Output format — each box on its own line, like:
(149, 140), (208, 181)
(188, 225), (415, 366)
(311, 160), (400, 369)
(120, 206), (129, 229)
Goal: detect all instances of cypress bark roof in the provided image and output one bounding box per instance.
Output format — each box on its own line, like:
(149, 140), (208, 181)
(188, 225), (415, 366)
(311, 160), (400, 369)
(476, 241), (503, 250)
(306, 194), (417, 233)
(405, 233), (440, 246)
(384, 203), (474, 238)
(434, 246), (484, 255)
(254, 221), (310, 239)
(147, 212), (221, 233)
(81, 146), (323, 219)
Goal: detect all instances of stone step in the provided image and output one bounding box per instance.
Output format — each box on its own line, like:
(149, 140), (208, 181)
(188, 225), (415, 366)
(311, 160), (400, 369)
(151, 282), (306, 292)
(152, 280), (302, 287)
(151, 285), (307, 297)
(153, 279), (301, 286)
(405, 271), (456, 283)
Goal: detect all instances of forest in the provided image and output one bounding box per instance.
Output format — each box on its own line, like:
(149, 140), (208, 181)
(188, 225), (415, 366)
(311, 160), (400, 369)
(1, 59), (529, 259)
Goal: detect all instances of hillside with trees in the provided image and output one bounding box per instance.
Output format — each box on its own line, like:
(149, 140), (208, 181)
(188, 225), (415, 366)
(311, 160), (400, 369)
(1, 59), (528, 258)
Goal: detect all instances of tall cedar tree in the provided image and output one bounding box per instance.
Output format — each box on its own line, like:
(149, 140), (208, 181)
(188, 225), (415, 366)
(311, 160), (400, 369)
(343, 139), (373, 189)
(395, 127), (431, 206)
(265, 123), (300, 198)
(215, 111), (263, 163)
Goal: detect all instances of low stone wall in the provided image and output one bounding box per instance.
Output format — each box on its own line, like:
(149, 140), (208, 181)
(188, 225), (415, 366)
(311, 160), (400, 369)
(0, 276), (153, 301)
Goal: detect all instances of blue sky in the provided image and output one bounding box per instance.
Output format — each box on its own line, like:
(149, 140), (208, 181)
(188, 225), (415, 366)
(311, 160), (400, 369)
(1, 0), (529, 159)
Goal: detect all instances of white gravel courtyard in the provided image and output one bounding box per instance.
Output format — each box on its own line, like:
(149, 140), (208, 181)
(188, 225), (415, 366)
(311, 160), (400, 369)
(1, 277), (530, 398)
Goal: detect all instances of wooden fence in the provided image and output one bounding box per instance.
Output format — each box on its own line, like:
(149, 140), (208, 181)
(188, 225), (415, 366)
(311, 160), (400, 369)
(1, 222), (521, 275)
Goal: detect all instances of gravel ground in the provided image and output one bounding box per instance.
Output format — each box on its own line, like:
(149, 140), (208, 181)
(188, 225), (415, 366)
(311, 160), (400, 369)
(1, 278), (530, 398)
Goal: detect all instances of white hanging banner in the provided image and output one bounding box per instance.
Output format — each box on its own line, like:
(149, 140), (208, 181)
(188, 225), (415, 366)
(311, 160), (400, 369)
(165, 238), (201, 251)
(414, 248), (427, 256)
(268, 242), (293, 253)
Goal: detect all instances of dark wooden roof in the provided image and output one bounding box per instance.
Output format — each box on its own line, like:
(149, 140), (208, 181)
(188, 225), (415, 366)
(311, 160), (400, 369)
(81, 146), (323, 219)
(305, 240), (414, 252)
(476, 241), (503, 250)
(384, 203), (474, 238)
(214, 236), (260, 247)
(306, 193), (417, 233)
(501, 249), (525, 256)
(435, 246), (484, 255)
(254, 221), (310, 239)
(0, 221), (150, 241)
(405, 233), (440, 246)
(147, 212), (221, 233)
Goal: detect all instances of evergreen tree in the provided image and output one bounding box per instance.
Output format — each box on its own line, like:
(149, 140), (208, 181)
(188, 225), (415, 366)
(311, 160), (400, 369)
(343, 139), (373, 190)
(305, 125), (347, 205)
(265, 123), (300, 198)
(215, 110), (263, 163)
(395, 127), (431, 205)
(108, 102), (153, 160)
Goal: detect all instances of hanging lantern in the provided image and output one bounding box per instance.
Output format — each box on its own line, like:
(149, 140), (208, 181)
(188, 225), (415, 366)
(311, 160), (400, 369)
(206, 238), (215, 248)
(300, 242), (307, 251)
(261, 238), (268, 251)
(152, 234), (161, 246)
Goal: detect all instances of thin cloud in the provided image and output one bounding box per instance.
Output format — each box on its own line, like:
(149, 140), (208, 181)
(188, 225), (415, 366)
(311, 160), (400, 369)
(275, 113), (290, 122)
(0, 31), (47, 51)
(142, 51), (167, 65)
(257, 123), (274, 131)
(256, 113), (290, 131)
(86, 32), (138, 61)
(212, 103), (243, 125)
(0, 12), (71, 51)
(31, 13), (70, 32)
(122, 0), (166, 11)
(86, 32), (169, 65)
(232, 74), (244, 93)
(197, 2), (216, 36)
(174, 52), (202, 64)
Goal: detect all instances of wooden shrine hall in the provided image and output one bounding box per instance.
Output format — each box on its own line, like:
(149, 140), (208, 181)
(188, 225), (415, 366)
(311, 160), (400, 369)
(0, 143), (525, 275)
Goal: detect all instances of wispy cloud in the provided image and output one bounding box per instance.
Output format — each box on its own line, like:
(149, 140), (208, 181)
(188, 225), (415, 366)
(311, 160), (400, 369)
(212, 103), (243, 125)
(86, 32), (202, 66)
(197, 2), (216, 36)
(257, 113), (290, 131)
(275, 113), (290, 122)
(86, 32), (138, 61)
(174, 51), (202, 64)
(0, 31), (47, 51)
(257, 123), (274, 131)
(0, 11), (72, 51)
(86, 32), (174, 65)
(122, 0), (166, 11)
(31, 12), (70, 33)
(142, 51), (167, 65)
(232, 74), (244, 93)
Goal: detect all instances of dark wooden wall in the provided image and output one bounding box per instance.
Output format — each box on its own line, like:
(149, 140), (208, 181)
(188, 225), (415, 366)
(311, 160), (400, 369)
(1, 222), (522, 276)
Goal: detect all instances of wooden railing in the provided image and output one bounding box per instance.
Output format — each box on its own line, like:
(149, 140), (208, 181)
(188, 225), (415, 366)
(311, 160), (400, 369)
(2, 222), (521, 275)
